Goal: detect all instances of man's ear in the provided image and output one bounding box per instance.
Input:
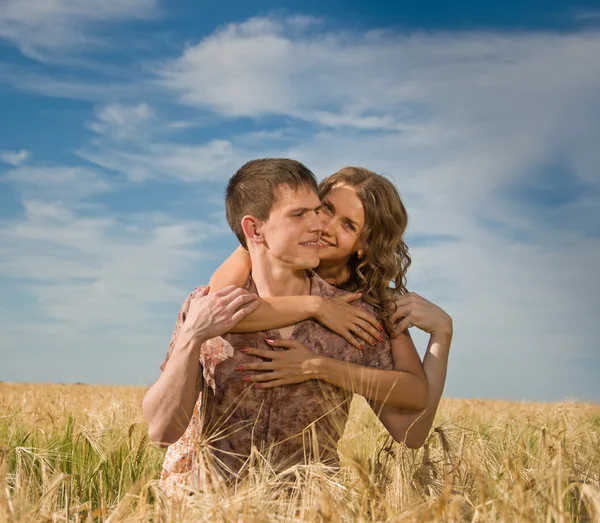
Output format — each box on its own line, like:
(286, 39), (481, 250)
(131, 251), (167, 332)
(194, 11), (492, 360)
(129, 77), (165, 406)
(241, 215), (265, 245)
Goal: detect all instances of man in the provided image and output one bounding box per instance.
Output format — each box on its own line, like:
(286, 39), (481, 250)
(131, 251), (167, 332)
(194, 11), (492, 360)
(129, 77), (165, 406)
(142, 158), (427, 495)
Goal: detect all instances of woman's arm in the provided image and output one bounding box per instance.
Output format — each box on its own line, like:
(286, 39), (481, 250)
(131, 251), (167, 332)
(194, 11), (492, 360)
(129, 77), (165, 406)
(208, 246), (252, 291)
(239, 293), (453, 448)
(239, 338), (428, 411)
(208, 248), (382, 345)
(230, 294), (382, 348)
(375, 331), (451, 448)
(372, 293), (453, 448)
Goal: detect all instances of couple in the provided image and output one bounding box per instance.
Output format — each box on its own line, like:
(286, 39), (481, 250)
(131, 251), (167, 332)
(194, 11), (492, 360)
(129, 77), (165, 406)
(142, 159), (452, 496)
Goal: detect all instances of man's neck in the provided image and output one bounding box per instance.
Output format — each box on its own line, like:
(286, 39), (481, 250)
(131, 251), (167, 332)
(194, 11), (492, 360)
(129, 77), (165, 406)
(250, 251), (311, 298)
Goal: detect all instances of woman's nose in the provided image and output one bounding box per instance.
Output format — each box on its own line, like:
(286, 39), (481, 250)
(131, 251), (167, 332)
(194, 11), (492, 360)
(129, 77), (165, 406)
(319, 214), (332, 233)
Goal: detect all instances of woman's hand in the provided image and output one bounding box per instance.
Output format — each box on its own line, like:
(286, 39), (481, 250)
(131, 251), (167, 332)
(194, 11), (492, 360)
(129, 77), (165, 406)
(390, 292), (452, 338)
(315, 293), (384, 349)
(236, 339), (323, 388)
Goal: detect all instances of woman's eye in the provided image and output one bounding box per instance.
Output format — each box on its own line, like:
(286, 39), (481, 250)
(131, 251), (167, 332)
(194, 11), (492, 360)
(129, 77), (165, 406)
(344, 221), (355, 231)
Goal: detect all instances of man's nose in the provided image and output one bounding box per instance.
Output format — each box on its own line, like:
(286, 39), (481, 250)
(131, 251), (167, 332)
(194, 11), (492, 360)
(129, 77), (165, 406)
(319, 215), (333, 236)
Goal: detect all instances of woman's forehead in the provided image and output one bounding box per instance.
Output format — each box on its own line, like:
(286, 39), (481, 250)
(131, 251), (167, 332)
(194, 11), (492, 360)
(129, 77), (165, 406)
(323, 185), (365, 222)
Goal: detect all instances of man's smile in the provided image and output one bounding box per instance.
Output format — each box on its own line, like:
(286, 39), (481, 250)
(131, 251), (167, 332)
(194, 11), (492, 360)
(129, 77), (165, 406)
(300, 238), (321, 248)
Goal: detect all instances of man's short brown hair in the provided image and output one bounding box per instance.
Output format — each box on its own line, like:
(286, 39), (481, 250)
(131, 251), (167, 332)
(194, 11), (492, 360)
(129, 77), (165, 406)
(225, 158), (318, 247)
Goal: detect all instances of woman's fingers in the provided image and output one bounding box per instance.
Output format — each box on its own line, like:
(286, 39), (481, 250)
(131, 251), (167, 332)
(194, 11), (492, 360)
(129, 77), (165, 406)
(342, 331), (364, 350)
(265, 338), (300, 349)
(256, 377), (302, 389)
(395, 316), (413, 334)
(244, 371), (284, 383)
(238, 361), (275, 371)
(390, 303), (414, 325)
(354, 317), (381, 343)
(241, 347), (279, 359)
(357, 310), (384, 331)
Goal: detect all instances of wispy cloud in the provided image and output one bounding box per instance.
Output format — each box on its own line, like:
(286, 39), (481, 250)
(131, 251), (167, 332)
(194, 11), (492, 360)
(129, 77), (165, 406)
(0, 0), (159, 61)
(1, 149), (30, 166)
(0, 13), (599, 398)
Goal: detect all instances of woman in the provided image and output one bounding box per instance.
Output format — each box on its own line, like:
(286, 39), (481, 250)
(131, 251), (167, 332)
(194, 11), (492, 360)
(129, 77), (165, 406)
(209, 167), (452, 447)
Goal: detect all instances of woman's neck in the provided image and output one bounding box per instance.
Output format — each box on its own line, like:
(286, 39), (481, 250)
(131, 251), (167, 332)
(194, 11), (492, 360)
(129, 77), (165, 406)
(317, 259), (351, 286)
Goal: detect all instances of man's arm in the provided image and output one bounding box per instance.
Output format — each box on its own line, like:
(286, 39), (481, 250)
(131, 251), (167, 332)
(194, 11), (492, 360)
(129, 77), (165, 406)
(142, 286), (258, 447)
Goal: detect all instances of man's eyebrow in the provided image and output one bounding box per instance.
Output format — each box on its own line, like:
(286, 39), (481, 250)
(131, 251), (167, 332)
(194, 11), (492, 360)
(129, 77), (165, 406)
(288, 205), (322, 214)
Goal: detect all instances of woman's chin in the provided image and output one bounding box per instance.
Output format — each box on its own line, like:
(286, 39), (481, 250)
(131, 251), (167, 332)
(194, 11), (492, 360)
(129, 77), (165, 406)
(318, 249), (346, 263)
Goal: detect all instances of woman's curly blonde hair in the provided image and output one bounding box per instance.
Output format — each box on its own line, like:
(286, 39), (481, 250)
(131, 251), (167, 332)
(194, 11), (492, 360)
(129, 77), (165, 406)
(318, 167), (411, 331)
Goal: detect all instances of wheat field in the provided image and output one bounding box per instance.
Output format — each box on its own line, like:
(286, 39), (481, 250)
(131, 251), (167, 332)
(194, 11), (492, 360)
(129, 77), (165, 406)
(0, 382), (599, 522)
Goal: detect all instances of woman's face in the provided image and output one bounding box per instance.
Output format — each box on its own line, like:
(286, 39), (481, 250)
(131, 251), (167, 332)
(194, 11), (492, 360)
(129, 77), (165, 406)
(317, 184), (365, 263)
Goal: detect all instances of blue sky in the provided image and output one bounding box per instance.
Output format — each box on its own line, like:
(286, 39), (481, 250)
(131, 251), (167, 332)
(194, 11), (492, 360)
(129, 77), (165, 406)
(1, 0), (599, 402)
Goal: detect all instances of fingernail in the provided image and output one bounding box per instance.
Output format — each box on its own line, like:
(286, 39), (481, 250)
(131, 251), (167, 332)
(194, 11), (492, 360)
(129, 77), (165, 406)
(378, 325), (384, 331)
(242, 376), (251, 382)
(265, 338), (274, 344)
(378, 335), (385, 342)
(235, 365), (244, 371)
(371, 340), (377, 346)
(255, 384), (262, 389)
(360, 344), (366, 350)
(240, 348), (249, 353)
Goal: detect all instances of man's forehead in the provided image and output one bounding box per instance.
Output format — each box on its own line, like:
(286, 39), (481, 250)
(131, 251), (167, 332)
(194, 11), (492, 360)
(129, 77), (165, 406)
(272, 184), (320, 211)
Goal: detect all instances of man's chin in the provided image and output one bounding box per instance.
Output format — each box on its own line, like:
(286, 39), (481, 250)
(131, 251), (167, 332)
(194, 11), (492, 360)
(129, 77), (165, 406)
(299, 255), (321, 270)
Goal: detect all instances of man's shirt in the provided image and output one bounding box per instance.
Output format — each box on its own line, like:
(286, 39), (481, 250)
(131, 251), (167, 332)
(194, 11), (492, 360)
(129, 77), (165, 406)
(159, 270), (393, 495)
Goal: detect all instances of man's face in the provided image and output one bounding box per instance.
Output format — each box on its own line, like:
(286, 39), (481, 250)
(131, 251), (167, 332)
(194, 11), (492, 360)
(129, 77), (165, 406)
(259, 184), (323, 270)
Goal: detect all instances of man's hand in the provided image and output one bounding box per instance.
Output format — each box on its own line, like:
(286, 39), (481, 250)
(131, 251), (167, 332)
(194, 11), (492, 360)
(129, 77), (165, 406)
(315, 293), (384, 349)
(390, 292), (452, 338)
(180, 285), (259, 344)
(236, 338), (323, 388)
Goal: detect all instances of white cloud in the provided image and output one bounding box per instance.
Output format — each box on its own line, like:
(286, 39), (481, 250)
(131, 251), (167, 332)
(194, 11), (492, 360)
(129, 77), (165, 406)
(155, 19), (600, 399)
(1, 149), (30, 166)
(157, 19), (600, 139)
(0, 199), (221, 327)
(88, 103), (156, 141)
(79, 138), (237, 182)
(1, 17), (599, 399)
(3, 165), (114, 199)
(0, 0), (158, 60)
(0, 191), (229, 385)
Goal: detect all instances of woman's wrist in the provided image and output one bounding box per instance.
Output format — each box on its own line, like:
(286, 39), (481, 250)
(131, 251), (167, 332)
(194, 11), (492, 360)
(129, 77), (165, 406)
(308, 296), (326, 319)
(309, 355), (332, 381)
(432, 315), (453, 338)
(430, 328), (453, 348)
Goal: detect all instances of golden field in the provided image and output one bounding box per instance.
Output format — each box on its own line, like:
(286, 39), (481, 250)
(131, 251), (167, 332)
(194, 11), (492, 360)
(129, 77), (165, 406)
(1, 382), (599, 522)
